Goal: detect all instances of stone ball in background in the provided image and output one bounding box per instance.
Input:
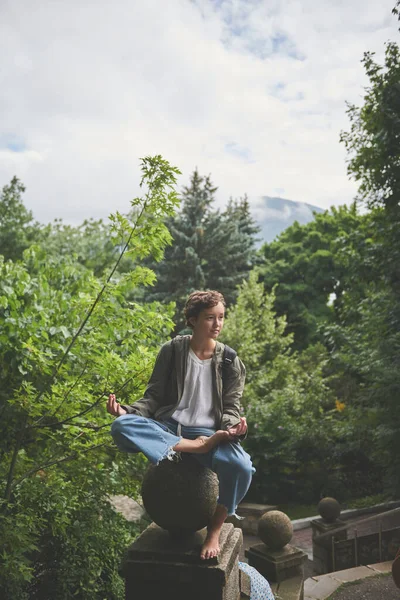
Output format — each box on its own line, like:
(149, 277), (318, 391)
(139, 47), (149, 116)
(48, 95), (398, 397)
(318, 497), (341, 523)
(258, 510), (293, 550)
(141, 454), (218, 537)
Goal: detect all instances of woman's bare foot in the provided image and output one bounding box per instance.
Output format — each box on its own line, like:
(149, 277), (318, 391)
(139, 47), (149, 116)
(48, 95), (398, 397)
(200, 504), (228, 560)
(173, 430), (230, 454)
(200, 530), (221, 560)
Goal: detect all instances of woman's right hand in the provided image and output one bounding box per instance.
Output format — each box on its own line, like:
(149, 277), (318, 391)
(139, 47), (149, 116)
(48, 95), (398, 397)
(107, 393), (127, 417)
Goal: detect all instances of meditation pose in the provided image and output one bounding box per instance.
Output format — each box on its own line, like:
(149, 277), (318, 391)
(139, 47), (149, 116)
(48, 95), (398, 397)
(107, 290), (254, 560)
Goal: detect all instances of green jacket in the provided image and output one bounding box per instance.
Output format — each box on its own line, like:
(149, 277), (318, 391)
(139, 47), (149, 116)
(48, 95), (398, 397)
(122, 335), (246, 432)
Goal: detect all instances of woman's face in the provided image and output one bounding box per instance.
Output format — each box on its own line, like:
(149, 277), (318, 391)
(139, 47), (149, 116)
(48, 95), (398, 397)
(191, 302), (225, 339)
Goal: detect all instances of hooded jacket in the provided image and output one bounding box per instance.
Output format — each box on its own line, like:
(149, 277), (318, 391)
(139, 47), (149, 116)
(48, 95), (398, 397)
(122, 335), (246, 434)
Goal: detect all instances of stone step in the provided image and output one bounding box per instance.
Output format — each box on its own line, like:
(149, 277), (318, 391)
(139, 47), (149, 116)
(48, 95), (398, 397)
(277, 575), (305, 600)
(240, 567), (303, 600)
(241, 575), (303, 600)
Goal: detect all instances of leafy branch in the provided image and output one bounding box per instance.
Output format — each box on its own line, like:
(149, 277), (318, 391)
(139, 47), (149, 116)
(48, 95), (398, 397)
(29, 370), (145, 430)
(33, 360), (90, 426)
(10, 441), (111, 492)
(2, 156), (180, 504)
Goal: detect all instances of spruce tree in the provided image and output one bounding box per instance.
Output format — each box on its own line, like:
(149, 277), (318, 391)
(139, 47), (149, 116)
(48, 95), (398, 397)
(148, 170), (260, 330)
(0, 177), (41, 261)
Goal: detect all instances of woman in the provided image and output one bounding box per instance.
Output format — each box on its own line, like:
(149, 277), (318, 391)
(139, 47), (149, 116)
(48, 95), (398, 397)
(107, 290), (254, 560)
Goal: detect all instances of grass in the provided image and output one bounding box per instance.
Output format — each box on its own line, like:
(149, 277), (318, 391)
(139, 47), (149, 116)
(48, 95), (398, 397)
(277, 504), (318, 520)
(277, 494), (392, 520)
(345, 494), (388, 510)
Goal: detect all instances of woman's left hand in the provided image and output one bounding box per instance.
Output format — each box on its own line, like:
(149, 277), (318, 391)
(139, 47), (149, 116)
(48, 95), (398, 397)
(227, 417), (247, 438)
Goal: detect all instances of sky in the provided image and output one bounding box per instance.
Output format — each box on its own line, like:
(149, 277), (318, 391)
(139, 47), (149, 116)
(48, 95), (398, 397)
(0, 0), (398, 225)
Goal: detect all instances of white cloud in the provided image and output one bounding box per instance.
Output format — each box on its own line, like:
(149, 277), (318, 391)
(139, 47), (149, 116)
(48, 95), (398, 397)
(252, 203), (295, 222)
(250, 196), (317, 223)
(0, 0), (398, 224)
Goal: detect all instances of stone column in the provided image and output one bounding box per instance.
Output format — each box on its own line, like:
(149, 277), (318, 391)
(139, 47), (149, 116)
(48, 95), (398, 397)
(312, 497), (347, 574)
(123, 455), (242, 600)
(245, 510), (307, 584)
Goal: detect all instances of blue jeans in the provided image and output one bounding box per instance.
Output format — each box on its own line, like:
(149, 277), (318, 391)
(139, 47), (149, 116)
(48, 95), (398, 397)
(111, 414), (255, 517)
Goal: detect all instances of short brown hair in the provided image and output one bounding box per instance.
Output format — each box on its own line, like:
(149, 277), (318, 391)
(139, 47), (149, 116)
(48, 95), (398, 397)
(184, 290), (226, 327)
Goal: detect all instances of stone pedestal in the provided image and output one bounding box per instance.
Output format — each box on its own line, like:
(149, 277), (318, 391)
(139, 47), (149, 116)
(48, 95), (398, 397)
(311, 518), (347, 575)
(245, 543), (307, 583)
(311, 518), (347, 542)
(123, 522), (242, 600)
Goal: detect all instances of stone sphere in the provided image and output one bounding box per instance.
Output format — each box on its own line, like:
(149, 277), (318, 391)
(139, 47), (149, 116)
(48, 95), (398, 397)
(257, 510), (293, 550)
(318, 497), (341, 523)
(141, 454), (218, 536)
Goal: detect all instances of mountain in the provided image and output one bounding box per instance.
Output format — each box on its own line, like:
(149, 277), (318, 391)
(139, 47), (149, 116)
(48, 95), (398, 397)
(250, 196), (325, 244)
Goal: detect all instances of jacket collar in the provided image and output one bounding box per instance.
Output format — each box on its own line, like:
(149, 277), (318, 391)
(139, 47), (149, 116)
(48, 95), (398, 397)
(175, 334), (224, 365)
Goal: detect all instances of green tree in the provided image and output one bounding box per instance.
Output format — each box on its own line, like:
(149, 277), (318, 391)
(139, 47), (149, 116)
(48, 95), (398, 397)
(0, 177), (41, 261)
(341, 43), (400, 211)
(0, 156), (180, 599)
(149, 170), (260, 330)
(0, 180), (136, 277)
(39, 218), (119, 277)
(225, 194), (261, 240)
(329, 9), (400, 496)
(220, 272), (356, 504)
(258, 204), (364, 350)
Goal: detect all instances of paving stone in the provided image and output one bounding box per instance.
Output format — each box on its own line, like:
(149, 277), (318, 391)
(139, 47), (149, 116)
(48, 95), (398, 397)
(329, 565), (377, 583)
(303, 575), (339, 599)
(367, 560), (393, 573)
(304, 577), (319, 595)
(277, 575), (304, 600)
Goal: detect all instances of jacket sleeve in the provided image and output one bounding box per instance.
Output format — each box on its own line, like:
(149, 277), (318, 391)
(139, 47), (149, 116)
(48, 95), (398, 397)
(121, 341), (172, 418)
(221, 356), (247, 438)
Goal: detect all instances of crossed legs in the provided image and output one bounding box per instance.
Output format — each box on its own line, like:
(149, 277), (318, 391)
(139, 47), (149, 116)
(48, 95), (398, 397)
(110, 415), (254, 560)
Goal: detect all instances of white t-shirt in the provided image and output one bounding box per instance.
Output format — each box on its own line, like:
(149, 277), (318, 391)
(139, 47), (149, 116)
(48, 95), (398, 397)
(172, 347), (216, 428)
